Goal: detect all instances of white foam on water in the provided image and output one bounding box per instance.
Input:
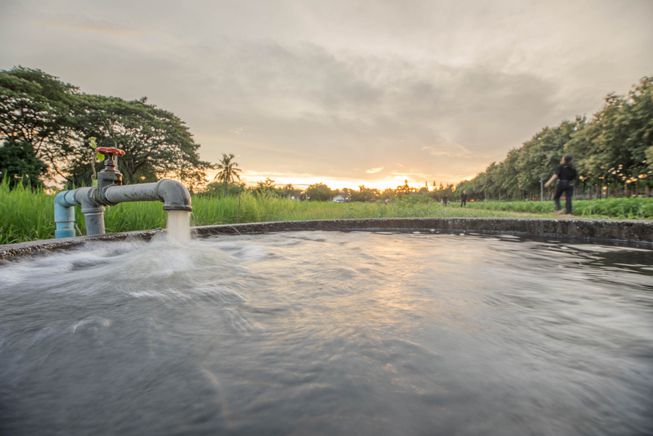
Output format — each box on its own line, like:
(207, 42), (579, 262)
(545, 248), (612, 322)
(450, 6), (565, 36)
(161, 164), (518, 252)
(70, 316), (113, 334)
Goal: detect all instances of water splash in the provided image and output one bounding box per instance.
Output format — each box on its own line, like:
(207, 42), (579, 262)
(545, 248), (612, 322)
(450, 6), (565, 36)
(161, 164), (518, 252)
(166, 210), (191, 242)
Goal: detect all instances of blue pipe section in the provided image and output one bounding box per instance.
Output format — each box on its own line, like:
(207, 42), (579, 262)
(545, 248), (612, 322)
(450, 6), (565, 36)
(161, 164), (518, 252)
(54, 191), (77, 238)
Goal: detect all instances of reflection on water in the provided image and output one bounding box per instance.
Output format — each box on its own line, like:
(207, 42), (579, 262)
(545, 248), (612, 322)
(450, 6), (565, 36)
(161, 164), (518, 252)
(1, 232), (652, 436)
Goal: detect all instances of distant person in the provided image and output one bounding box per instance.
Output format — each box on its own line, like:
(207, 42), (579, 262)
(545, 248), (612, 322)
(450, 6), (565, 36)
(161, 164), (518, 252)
(442, 195), (449, 206)
(545, 154), (578, 214)
(460, 191), (468, 207)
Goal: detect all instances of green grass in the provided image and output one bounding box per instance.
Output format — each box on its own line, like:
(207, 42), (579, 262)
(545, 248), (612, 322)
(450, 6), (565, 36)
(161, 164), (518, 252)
(1, 182), (651, 244)
(466, 198), (653, 219)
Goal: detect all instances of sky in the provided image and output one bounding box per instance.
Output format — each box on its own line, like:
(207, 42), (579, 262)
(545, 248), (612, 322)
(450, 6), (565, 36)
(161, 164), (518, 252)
(1, 0), (652, 189)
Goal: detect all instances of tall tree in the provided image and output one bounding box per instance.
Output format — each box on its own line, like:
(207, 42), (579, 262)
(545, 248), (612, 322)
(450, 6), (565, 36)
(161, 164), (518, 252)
(1, 67), (211, 189)
(66, 94), (210, 189)
(0, 67), (77, 181)
(213, 153), (242, 196)
(304, 183), (333, 201)
(516, 119), (583, 197)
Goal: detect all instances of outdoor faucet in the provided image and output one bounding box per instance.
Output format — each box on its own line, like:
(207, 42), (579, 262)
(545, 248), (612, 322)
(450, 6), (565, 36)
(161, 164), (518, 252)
(54, 147), (192, 238)
(96, 147), (124, 195)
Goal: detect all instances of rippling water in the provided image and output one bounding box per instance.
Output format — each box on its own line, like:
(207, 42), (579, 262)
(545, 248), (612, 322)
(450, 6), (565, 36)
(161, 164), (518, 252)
(1, 232), (652, 436)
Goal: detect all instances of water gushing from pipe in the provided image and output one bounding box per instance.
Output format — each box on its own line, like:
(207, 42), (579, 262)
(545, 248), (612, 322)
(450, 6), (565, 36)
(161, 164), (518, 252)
(166, 210), (191, 242)
(54, 146), (192, 238)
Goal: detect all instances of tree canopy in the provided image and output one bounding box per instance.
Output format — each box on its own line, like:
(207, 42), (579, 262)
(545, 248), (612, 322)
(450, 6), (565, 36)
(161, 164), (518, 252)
(0, 138), (46, 188)
(456, 76), (653, 199)
(0, 67), (210, 189)
(212, 153), (242, 196)
(305, 183), (334, 201)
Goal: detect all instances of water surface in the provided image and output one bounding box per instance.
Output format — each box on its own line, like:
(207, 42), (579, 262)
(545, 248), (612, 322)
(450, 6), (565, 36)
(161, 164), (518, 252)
(1, 232), (652, 435)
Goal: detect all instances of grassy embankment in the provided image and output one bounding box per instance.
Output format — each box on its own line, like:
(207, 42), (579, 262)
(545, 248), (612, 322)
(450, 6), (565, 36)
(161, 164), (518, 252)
(1, 182), (652, 244)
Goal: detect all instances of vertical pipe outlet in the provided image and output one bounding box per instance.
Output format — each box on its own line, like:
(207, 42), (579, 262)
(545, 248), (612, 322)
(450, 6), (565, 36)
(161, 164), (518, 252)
(54, 191), (77, 238)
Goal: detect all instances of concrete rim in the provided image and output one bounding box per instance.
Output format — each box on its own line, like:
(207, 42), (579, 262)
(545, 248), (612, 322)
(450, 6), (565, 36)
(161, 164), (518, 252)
(1, 217), (652, 261)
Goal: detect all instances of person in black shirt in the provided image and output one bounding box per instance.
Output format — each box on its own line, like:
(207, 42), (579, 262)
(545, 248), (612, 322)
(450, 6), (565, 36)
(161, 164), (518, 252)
(460, 191), (468, 207)
(545, 154), (578, 214)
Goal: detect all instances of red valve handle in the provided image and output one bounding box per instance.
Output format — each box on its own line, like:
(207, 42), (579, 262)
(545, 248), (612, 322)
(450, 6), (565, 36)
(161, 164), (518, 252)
(96, 147), (125, 157)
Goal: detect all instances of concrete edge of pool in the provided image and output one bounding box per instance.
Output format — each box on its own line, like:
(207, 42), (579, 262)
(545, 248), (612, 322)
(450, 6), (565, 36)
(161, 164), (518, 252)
(1, 217), (652, 261)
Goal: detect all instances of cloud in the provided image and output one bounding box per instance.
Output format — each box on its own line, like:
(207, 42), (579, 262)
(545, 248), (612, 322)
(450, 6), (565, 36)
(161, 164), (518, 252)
(365, 167), (384, 174)
(1, 0), (652, 184)
(44, 15), (141, 37)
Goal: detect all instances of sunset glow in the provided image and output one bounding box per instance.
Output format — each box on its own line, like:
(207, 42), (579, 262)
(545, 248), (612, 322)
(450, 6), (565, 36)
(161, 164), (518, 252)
(205, 169), (461, 191)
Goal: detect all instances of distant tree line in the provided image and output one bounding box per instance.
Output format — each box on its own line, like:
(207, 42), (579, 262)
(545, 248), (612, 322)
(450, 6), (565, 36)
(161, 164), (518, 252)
(210, 76), (652, 203)
(0, 67), (210, 189)
(455, 76), (653, 200)
(203, 174), (458, 204)
(3, 67), (650, 202)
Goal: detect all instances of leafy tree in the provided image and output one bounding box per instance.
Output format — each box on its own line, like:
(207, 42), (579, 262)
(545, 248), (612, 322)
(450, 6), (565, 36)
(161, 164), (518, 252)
(213, 153), (242, 196)
(459, 76), (653, 199)
(0, 67), (77, 180)
(0, 67), (211, 189)
(349, 185), (380, 202)
(66, 94), (211, 189)
(516, 119), (582, 197)
(613, 77), (653, 192)
(0, 138), (46, 188)
(305, 182), (333, 201)
(567, 78), (653, 196)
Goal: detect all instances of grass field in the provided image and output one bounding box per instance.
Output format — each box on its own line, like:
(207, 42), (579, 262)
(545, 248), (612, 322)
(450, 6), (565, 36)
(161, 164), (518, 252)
(1, 182), (652, 244)
(466, 198), (653, 219)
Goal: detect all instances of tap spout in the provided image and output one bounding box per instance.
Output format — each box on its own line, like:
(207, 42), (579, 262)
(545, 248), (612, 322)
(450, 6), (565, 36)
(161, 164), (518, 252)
(103, 179), (192, 211)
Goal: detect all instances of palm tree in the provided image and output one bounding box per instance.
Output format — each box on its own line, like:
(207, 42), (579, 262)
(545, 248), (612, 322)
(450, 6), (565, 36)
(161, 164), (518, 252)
(213, 153), (242, 196)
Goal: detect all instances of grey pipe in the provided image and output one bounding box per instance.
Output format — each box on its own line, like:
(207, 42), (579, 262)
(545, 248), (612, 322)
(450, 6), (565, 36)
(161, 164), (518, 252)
(75, 187), (106, 236)
(104, 179), (192, 211)
(54, 179), (192, 238)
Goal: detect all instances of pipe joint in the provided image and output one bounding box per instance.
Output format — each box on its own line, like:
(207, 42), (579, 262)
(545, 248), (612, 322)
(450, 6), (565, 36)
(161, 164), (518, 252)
(157, 179), (193, 212)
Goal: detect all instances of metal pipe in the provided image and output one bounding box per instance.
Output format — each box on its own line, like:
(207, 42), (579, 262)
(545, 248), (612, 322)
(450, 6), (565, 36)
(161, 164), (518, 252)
(53, 180), (192, 238)
(104, 179), (192, 211)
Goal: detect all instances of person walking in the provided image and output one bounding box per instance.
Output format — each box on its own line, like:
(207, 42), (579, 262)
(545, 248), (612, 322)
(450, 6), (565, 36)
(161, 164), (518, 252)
(545, 154), (578, 214)
(460, 191), (468, 207)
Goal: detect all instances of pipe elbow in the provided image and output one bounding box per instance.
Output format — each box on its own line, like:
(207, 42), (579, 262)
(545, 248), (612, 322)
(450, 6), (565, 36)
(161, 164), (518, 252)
(55, 190), (78, 208)
(54, 190), (78, 239)
(156, 179), (192, 212)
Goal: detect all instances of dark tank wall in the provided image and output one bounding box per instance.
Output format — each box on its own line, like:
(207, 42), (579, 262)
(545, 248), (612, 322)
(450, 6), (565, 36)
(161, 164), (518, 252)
(1, 218), (652, 261)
